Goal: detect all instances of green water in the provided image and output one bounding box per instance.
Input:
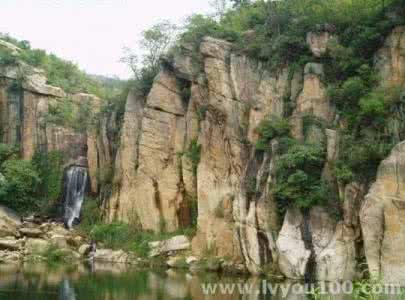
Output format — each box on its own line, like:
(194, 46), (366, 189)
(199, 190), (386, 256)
(0, 263), (260, 300)
(0, 263), (402, 300)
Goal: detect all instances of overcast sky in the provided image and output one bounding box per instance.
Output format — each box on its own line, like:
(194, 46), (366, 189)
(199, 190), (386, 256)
(0, 0), (213, 79)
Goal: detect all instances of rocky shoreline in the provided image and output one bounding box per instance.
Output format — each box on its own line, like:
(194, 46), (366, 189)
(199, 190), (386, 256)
(0, 205), (252, 276)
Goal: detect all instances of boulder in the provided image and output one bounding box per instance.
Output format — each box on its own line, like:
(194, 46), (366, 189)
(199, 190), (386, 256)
(25, 238), (50, 253)
(78, 244), (91, 256)
(166, 256), (185, 268)
(49, 235), (69, 249)
(93, 249), (131, 264)
(0, 239), (22, 251)
(149, 235), (190, 257)
(0, 250), (21, 263)
(19, 227), (43, 238)
(186, 256), (197, 264)
(0, 205), (21, 238)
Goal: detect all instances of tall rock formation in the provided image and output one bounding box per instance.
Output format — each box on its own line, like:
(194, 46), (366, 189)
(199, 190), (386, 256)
(104, 26), (405, 282)
(361, 141), (405, 285)
(360, 25), (405, 285)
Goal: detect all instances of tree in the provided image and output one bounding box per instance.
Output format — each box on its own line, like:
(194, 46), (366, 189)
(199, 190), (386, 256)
(121, 21), (177, 96)
(230, 0), (250, 7)
(121, 21), (177, 77)
(209, 0), (229, 19)
(140, 21), (177, 71)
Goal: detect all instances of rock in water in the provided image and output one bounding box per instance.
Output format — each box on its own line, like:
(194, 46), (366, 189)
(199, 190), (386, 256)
(62, 166), (88, 229)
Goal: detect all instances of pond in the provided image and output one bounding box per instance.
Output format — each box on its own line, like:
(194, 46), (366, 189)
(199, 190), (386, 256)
(0, 263), (401, 300)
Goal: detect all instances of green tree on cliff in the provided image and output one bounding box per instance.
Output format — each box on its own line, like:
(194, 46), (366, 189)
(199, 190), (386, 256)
(121, 21), (177, 96)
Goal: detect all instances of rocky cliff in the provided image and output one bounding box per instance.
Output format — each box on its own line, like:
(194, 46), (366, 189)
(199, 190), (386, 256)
(0, 40), (112, 195)
(104, 26), (405, 283)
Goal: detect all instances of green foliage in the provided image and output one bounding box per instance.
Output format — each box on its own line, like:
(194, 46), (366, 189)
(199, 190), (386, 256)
(183, 139), (202, 176)
(89, 221), (158, 258)
(180, 14), (225, 46)
(255, 116), (290, 151)
(334, 163), (354, 185)
(336, 133), (393, 183)
(47, 97), (94, 132)
(90, 222), (140, 251)
(0, 48), (18, 66)
(1, 38), (105, 96)
(187, 195), (199, 229)
(32, 150), (64, 207)
(121, 21), (176, 97)
(0, 143), (18, 163)
(78, 197), (103, 232)
(0, 158), (41, 213)
(272, 142), (328, 211)
(42, 244), (76, 264)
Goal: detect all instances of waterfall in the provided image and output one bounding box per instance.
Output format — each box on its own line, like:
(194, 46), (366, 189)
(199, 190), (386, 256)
(62, 166), (88, 229)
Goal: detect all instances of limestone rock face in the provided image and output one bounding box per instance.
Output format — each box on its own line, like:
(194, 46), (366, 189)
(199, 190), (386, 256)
(375, 26), (405, 87)
(104, 26), (405, 280)
(360, 141), (405, 285)
(104, 70), (191, 232)
(104, 90), (144, 221)
(276, 209), (310, 279)
(293, 63), (334, 122)
(277, 207), (356, 281)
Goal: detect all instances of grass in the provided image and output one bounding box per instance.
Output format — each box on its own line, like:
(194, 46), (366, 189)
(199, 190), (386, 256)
(77, 197), (197, 258)
(78, 200), (196, 257)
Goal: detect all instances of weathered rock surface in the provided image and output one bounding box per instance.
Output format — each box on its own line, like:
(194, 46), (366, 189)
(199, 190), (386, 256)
(361, 141), (405, 285)
(104, 71), (191, 231)
(306, 31), (335, 57)
(277, 207), (356, 281)
(375, 26), (405, 87)
(149, 235), (190, 257)
(93, 249), (133, 264)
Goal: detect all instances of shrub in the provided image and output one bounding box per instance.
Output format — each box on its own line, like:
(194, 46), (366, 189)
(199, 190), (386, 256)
(0, 48), (18, 66)
(183, 139), (201, 176)
(0, 143), (18, 164)
(43, 244), (75, 264)
(336, 133), (393, 182)
(359, 91), (386, 122)
(78, 197), (103, 230)
(272, 142), (327, 211)
(334, 163), (354, 185)
(0, 159), (41, 213)
(255, 116), (290, 151)
(88, 222), (160, 257)
(32, 150), (64, 203)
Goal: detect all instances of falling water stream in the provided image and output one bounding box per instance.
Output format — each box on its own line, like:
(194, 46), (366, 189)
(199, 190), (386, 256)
(62, 166), (88, 229)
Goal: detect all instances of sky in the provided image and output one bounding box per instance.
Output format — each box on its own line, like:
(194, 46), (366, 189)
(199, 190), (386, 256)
(0, 0), (213, 79)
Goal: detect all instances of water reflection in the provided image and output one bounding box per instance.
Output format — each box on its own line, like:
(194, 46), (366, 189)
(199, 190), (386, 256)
(59, 279), (76, 300)
(0, 264), (403, 300)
